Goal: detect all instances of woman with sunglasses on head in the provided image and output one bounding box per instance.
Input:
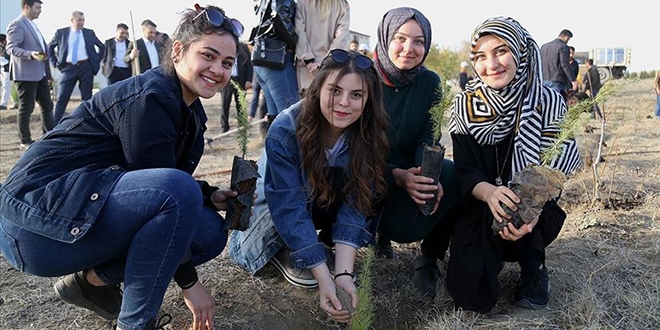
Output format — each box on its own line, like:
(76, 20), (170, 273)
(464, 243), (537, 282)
(371, 7), (460, 299)
(0, 5), (243, 330)
(446, 16), (581, 313)
(229, 49), (389, 323)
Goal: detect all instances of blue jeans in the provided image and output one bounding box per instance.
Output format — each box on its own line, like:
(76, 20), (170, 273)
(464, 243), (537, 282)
(542, 81), (567, 96)
(0, 168), (227, 330)
(656, 94), (660, 118)
(254, 52), (299, 116)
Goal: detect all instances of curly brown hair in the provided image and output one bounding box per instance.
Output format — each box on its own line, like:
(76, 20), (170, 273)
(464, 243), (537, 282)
(297, 51), (390, 215)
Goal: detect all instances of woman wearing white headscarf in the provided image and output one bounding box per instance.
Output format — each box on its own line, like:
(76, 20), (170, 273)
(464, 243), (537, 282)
(447, 16), (582, 313)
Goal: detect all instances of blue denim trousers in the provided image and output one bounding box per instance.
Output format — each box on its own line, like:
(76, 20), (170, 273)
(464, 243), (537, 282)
(542, 81), (567, 96)
(0, 168), (227, 330)
(253, 52), (299, 116)
(655, 94), (660, 118)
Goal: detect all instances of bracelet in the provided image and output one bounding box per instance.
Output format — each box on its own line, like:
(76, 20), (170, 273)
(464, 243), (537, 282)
(333, 271), (355, 280)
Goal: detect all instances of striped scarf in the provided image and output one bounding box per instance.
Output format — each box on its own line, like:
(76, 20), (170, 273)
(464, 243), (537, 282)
(448, 16), (582, 177)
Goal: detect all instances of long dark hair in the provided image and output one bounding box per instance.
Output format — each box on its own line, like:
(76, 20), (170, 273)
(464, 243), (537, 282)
(161, 5), (239, 76)
(297, 51), (390, 215)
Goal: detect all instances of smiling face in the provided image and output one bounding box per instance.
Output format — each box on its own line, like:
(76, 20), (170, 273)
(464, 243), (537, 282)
(387, 19), (425, 71)
(320, 71), (367, 141)
(472, 34), (517, 90)
(173, 32), (237, 105)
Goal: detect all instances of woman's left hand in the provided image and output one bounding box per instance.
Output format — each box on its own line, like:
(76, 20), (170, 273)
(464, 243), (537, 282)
(499, 215), (539, 241)
(318, 277), (352, 323)
(182, 281), (215, 330)
(334, 275), (358, 311)
(210, 188), (238, 211)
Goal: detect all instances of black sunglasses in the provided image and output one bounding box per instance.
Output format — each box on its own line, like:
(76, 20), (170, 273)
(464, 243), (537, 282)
(193, 3), (244, 38)
(323, 49), (373, 70)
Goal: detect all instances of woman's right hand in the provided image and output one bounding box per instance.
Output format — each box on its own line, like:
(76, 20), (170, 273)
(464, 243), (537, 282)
(473, 182), (520, 223)
(392, 167), (438, 205)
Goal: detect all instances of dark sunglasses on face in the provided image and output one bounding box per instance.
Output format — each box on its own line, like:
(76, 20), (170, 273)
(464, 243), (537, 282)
(323, 49), (373, 70)
(193, 3), (244, 38)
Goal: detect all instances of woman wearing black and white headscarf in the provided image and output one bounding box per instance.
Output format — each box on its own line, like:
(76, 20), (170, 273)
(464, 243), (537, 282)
(446, 16), (581, 313)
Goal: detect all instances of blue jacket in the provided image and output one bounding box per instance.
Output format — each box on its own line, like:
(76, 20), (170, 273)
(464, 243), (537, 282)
(0, 67), (215, 244)
(263, 103), (372, 268)
(48, 27), (105, 74)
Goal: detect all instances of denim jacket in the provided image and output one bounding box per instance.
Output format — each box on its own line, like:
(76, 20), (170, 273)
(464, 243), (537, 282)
(0, 67), (215, 244)
(229, 102), (373, 272)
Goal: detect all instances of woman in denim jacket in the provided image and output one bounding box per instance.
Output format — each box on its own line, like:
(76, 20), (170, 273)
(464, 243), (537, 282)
(0, 5), (243, 330)
(230, 49), (389, 323)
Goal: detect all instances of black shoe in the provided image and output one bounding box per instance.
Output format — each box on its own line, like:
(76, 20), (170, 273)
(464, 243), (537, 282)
(145, 313), (172, 330)
(19, 140), (34, 150)
(412, 255), (439, 298)
(375, 234), (394, 259)
(515, 265), (550, 310)
(54, 270), (122, 320)
(0, 105), (6, 110)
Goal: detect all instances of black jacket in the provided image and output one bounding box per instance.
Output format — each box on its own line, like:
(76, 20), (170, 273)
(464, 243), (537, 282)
(251, 0), (297, 49)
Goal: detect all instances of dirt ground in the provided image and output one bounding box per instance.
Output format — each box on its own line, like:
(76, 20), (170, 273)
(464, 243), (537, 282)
(0, 79), (659, 330)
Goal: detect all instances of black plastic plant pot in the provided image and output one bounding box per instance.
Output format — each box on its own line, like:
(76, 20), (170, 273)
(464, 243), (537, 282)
(419, 144), (446, 216)
(225, 156), (260, 231)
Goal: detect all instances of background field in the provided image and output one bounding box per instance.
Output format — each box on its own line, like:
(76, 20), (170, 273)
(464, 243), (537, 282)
(0, 79), (658, 329)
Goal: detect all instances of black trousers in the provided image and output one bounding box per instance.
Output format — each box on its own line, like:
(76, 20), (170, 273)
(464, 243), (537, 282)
(107, 67), (132, 85)
(15, 77), (54, 144)
(220, 78), (241, 132)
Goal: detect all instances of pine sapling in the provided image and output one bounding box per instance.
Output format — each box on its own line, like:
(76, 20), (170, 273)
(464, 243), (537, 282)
(230, 80), (250, 159)
(350, 246), (375, 330)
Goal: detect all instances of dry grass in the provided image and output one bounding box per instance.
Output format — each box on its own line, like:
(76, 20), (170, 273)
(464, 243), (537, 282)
(1, 79), (659, 329)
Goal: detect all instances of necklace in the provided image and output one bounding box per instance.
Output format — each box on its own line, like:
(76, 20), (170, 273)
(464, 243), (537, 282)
(494, 136), (515, 186)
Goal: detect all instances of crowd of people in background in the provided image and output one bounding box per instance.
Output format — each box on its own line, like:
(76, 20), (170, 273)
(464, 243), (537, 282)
(0, 0), (657, 329)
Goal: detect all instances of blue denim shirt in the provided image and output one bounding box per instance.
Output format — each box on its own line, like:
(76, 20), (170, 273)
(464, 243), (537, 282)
(0, 67), (213, 244)
(264, 102), (372, 269)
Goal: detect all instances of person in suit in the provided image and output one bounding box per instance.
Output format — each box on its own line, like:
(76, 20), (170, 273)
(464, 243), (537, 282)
(101, 23), (132, 85)
(0, 33), (12, 110)
(219, 40), (253, 132)
(6, 0), (55, 148)
(125, 19), (165, 74)
(48, 10), (106, 123)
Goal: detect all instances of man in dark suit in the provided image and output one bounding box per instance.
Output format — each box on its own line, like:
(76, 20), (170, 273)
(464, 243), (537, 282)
(48, 10), (105, 123)
(125, 19), (165, 75)
(101, 23), (132, 85)
(6, 0), (55, 148)
(220, 41), (253, 132)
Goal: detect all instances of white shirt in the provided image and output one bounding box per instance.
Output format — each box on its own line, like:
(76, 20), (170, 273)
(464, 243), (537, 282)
(113, 39), (129, 68)
(28, 20), (46, 51)
(142, 38), (159, 68)
(66, 28), (88, 63)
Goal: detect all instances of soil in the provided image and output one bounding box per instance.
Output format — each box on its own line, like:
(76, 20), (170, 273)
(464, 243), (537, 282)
(1, 79), (659, 329)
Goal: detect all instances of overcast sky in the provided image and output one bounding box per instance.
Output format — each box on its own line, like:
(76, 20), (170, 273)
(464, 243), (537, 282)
(1, 0), (655, 72)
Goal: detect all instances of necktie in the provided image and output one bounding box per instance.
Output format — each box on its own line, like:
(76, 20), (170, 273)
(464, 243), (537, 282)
(71, 30), (81, 64)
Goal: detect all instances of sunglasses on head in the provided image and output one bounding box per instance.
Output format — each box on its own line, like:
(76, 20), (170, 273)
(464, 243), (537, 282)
(323, 49), (373, 70)
(193, 3), (244, 38)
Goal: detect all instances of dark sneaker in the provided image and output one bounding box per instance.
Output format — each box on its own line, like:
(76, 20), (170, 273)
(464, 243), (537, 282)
(515, 265), (550, 310)
(375, 234), (395, 259)
(412, 255), (439, 298)
(270, 247), (318, 288)
(145, 313), (172, 330)
(54, 271), (122, 320)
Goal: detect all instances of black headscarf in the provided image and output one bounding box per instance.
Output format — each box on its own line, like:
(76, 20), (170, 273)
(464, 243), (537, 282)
(373, 7), (432, 87)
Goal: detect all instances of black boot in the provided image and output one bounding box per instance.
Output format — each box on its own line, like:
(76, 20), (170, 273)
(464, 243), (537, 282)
(412, 255), (439, 299)
(375, 233), (395, 259)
